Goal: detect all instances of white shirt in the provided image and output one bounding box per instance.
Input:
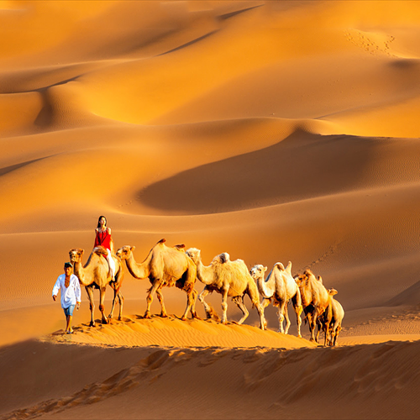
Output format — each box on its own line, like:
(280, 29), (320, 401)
(52, 274), (81, 309)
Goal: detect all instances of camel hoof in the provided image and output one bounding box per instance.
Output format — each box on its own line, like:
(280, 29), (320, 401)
(160, 313), (168, 318)
(144, 313), (151, 319)
(181, 316), (187, 321)
(193, 315), (202, 321)
(89, 322), (95, 327)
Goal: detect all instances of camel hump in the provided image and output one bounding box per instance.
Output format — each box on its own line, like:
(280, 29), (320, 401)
(174, 243), (185, 250)
(213, 252), (230, 264)
(93, 246), (108, 256)
(275, 262), (285, 271)
(157, 238), (166, 245)
(285, 261), (292, 274)
(219, 252), (230, 264)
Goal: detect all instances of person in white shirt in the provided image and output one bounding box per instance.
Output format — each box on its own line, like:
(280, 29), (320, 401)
(52, 262), (81, 334)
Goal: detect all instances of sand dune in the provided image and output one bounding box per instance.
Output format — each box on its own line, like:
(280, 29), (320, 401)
(1, 1), (420, 419)
(2, 335), (420, 420)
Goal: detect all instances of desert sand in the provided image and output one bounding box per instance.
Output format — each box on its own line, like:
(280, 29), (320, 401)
(1, 1), (420, 419)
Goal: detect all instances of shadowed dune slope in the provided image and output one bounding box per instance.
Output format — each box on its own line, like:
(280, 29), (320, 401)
(2, 338), (420, 419)
(138, 129), (420, 214)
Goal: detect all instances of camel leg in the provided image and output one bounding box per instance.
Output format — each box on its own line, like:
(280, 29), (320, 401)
(306, 312), (317, 342)
(108, 287), (118, 320)
(156, 284), (168, 318)
(180, 289), (194, 321)
(145, 281), (161, 319)
(324, 324), (329, 347)
(315, 320), (322, 343)
(284, 303), (291, 335)
(232, 296), (249, 325)
(85, 286), (96, 327)
(189, 289), (201, 320)
(198, 287), (217, 320)
(117, 291), (124, 321)
(291, 292), (303, 338)
(99, 287), (108, 324)
(311, 312), (319, 343)
(333, 325), (342, 346)
(248, 288), (266, 330)
(221, 289), (229, 324)
(277, 301), (287, 334)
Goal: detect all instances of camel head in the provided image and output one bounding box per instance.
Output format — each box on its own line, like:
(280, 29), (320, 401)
(250, 264), (267, 281)
(116, 245), (135, 260)
(69, 248), (84, 264)
(294, 272), (308, 287)
(185, 248), (201, 264)
(328, 288), (338, 296)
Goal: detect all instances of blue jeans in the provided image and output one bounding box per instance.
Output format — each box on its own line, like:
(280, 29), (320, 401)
(63, 305), (75, 316)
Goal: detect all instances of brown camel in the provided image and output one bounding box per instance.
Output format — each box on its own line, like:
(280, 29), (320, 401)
(185, 248), (266, 330)
(250, 262), (302, 337)
(294, 269), (332, 344)
(317, 289), (345, 346)
(69, 246), (124, 326)
(116, 239), (199, 320)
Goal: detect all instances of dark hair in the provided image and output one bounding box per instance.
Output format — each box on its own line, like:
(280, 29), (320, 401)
(97, 215), (107, 228)
(64, 262), (73, 269)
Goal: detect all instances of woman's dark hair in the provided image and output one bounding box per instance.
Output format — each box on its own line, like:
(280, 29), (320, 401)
(97, 215), (107, 228)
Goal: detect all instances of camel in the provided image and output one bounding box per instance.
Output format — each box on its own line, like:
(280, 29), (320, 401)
(294, 269), (332, 344)
(317, 289), (345, 346)
(69, 246), (124, 327)
(185, 248), (266, 330)
(250, 262), (303, 337)
(116, 239), (199, 320)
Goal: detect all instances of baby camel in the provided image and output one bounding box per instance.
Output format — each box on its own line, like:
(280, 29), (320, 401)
(250, 262), (302, 337)
(186, 248), (266, 330)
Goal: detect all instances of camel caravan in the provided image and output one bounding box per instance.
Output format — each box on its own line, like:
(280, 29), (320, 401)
(68, 238), (344, 346)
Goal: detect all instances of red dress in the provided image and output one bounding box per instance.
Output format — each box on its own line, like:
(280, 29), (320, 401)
(94, 229), (112, 251)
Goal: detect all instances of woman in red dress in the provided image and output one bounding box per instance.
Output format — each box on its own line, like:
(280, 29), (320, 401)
(94, 215), (115, 279)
